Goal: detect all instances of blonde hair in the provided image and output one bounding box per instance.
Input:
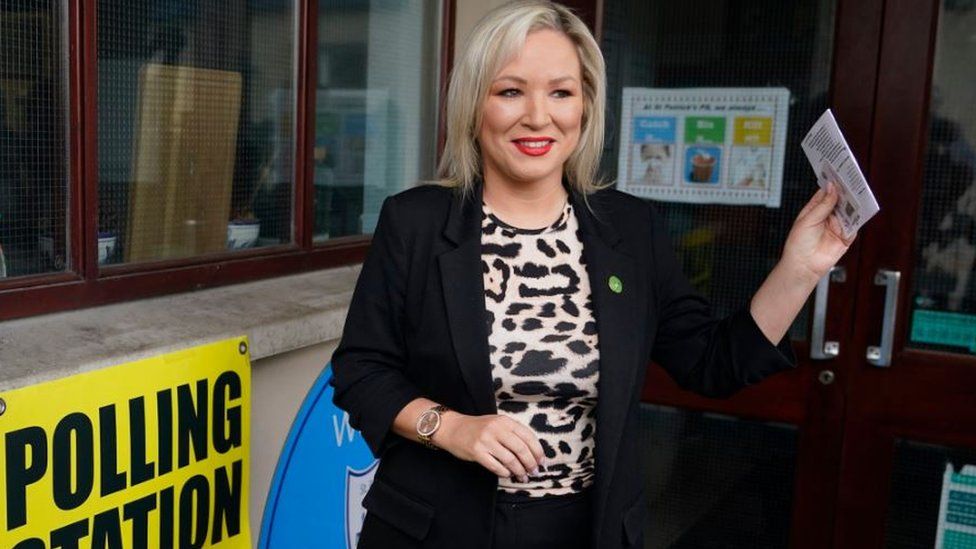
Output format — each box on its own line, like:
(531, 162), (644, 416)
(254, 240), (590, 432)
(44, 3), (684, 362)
(437, 0), (611, 200)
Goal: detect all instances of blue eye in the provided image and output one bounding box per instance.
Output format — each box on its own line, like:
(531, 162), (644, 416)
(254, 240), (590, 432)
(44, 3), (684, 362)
(499, 88), (521, 98)
(552, 89), (572, 98)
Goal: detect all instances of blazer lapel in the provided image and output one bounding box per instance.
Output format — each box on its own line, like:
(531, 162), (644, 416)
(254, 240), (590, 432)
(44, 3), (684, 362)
(569, 188), (645, 537)
(438, 181), (498, 415)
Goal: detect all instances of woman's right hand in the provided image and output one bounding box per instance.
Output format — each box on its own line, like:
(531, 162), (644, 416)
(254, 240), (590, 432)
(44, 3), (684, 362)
(435, 412), (546, 482)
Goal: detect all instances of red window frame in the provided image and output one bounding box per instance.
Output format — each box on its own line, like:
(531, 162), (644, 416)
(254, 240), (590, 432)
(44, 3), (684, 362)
(0, 0), (457, 321)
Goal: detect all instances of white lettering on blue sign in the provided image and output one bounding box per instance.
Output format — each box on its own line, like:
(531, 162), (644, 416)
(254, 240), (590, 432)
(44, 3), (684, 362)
(333, 412), (357, 447)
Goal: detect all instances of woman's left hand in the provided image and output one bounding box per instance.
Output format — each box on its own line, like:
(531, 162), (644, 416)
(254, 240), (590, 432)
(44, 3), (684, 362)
(750, 182), (858, 345)
(781, 182), (857, 283)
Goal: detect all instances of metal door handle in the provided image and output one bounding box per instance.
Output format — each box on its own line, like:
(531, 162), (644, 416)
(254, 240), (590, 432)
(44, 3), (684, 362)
(866, 269), (901, 367)
(810, 266), (845, 359)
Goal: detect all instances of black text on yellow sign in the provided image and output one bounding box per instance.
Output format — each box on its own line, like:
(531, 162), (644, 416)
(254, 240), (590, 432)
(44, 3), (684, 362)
(0, 338), (252, 548)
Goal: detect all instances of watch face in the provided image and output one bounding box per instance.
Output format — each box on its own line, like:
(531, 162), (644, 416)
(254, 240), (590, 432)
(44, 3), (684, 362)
(417, 410), (440, 436)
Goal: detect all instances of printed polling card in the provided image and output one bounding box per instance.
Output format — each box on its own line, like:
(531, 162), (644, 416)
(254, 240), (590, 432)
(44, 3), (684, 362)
(801, 109), (879, 238)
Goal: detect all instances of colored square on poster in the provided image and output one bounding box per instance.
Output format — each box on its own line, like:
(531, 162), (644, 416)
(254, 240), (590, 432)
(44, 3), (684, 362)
(684, 145), (722, 184)
(684, 116), (726, 144)
(733, 116), (773, 146)
(630, 143), (676, 187)
(633, 116), (677, 143)
(729, 146), (772, 189)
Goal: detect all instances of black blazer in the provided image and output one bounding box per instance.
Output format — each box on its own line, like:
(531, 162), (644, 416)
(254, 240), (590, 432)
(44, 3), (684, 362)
(329, 178), (796, 549)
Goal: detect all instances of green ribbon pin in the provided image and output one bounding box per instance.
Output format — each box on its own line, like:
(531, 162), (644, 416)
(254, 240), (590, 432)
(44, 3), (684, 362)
(608, 275), (623, 294)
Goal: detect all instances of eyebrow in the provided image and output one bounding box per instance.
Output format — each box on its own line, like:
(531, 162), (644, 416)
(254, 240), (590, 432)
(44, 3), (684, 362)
(493, 75), (579, 85)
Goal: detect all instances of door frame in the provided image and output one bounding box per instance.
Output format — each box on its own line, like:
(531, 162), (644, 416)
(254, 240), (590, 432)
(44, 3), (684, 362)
(833, 0), (976, 546)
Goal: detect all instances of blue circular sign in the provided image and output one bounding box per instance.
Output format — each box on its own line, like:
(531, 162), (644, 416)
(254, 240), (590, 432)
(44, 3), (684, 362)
(259, 364), (378, 548)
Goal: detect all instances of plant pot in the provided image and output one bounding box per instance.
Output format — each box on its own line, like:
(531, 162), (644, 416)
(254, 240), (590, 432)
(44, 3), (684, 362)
(98, 232), (118, 264)
(227, 220), (261, 250)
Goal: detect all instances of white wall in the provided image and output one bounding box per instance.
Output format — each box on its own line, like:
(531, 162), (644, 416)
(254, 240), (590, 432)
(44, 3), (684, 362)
(249, 339), (338, 544)
(454, 0), (511, 59)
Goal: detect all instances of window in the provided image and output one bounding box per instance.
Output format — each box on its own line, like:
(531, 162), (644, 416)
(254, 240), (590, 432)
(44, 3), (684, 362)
(0, 1), (68, 277)
(98, 0), (297, 264)
(314, 0), (442, 240)
(0, 1), (446, 320)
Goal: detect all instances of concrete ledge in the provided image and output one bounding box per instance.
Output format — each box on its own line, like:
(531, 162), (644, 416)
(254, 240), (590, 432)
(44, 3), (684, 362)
(0, 265), (361, 391)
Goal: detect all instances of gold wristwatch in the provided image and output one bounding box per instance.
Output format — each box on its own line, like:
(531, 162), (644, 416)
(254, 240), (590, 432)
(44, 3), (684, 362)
(416, 404), (452, 450)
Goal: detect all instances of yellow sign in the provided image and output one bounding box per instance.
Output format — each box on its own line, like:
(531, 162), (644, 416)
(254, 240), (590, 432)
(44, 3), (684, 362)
(733, 116), (773, 146)
(0, 338), (251, 549)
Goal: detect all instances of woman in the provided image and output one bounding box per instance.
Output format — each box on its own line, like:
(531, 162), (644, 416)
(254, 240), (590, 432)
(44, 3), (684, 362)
(329, 2), (855, 548)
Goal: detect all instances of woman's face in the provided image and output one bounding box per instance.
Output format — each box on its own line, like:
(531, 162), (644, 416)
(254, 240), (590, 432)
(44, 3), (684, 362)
(478, 29), (584, 189)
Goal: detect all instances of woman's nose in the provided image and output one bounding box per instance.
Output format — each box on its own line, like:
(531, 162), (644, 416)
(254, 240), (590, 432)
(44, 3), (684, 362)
(521, 93), (551, 128)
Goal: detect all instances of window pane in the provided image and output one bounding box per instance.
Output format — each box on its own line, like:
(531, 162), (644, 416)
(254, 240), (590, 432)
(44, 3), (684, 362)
(638, 404), (797, 548)
(908, 1), (976, 356)
(0, 2), (69, 278)
(601, 0), (837, 340)
(98, 0), (296, 265)
(314, 0), (441, 241)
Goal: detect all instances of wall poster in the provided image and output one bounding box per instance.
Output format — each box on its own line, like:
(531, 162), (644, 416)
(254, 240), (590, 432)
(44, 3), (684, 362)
(617, 87), (791, 208)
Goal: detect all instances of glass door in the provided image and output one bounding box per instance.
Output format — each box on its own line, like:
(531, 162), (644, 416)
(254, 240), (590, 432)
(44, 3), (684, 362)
(597, 0), (976, 545)
(598, 0), (885, 547)
(834, 0), (976, 546)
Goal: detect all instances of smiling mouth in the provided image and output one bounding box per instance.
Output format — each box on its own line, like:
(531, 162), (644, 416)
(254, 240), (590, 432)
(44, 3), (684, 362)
(512, 139), (555, 156)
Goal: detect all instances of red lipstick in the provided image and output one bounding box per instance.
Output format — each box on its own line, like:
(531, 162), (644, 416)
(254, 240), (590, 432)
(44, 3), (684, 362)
(512, 137), (554, 156)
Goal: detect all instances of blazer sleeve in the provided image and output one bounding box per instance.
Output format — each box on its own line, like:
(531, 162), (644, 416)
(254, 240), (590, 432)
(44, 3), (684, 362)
(646, 202), (798, 398)
(329, 195), (423, 458)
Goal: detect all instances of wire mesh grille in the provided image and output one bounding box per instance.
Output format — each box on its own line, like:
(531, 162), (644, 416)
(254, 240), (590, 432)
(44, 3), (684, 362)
(97, 0), (296, 265)
(637, 404), (798, 548)
(0, 1), (68, 278)
(600, 0), (837, 339)
(908, 1), (976, 356)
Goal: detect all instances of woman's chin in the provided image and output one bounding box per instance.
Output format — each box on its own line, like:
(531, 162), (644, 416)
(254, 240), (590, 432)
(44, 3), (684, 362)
(496, 165), (564, 186)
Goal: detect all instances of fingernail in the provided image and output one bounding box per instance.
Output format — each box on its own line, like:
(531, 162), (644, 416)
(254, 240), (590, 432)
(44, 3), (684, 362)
(520, 475), (528, 483)
(530, 468), (539, 476)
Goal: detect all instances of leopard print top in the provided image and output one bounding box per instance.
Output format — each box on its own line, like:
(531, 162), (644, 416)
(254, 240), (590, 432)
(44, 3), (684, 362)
(481, 197), (600, 498)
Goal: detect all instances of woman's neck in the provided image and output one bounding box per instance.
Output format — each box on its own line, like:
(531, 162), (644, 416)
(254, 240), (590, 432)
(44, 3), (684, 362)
(482, 175), (569, 231)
